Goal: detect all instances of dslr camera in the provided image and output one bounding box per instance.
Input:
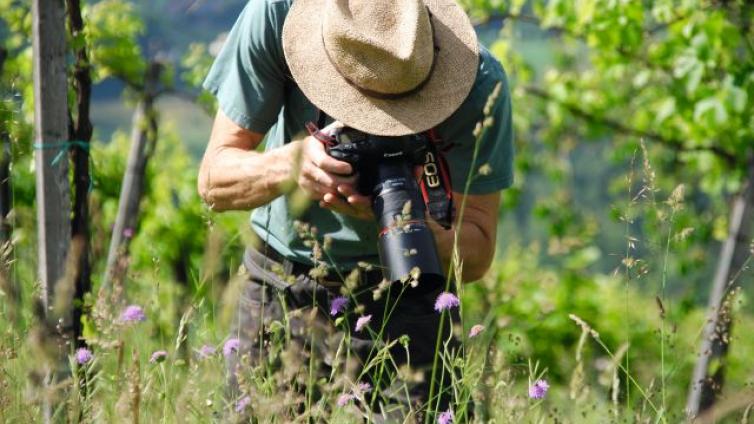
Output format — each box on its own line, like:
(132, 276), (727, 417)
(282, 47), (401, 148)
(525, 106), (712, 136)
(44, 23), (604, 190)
(323, 126), (454, 291)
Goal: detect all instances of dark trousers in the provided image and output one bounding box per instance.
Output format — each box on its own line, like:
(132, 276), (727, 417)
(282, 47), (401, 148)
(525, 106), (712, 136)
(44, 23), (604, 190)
(228, 244), (460, 422)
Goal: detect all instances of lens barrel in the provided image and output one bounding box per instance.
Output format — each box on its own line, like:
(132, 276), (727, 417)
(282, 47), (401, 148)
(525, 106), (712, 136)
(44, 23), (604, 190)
(372, 161), (445, 291)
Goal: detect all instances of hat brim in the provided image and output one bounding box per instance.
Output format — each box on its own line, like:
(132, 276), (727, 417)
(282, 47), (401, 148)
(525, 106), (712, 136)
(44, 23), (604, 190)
(282, 0), (479, 136)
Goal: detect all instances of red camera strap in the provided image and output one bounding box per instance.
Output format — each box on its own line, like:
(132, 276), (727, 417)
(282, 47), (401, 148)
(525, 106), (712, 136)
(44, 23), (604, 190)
(305, 108), (338, 148)
(420, 128), (454, 229)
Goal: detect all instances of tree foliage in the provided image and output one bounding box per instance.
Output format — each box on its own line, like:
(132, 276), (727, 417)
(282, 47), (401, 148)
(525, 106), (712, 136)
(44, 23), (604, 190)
(468, 0), (754, 288)
(85, 0), (146, 85)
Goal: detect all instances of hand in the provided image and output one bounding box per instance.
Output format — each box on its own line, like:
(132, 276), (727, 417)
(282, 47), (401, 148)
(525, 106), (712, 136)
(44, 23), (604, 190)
(315, 121), (375, 220)
(320, 184), (374, 220)
(298, 121), (374, 220)
(297, 122), (354, 201)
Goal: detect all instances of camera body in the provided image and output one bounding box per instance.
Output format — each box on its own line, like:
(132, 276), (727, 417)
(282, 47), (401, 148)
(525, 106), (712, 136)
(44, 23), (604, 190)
(327, 127), (445, 290)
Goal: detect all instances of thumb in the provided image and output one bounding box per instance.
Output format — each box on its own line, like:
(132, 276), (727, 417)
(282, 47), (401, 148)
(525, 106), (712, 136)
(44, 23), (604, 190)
(321, 120), (345, 136)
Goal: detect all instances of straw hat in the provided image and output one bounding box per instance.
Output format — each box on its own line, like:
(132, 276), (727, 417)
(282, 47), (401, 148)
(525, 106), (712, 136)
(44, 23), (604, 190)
(282, 0), (479, 136)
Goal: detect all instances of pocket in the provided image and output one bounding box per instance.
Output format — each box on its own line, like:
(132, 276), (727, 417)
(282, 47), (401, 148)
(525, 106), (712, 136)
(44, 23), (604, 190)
(231, 280), (285, 353)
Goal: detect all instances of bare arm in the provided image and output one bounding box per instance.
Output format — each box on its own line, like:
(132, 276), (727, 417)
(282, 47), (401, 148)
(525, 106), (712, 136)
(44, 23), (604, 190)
(198, 110), (353, 211)
(198, 110), (293, 210)
(428, 192), (500, 282)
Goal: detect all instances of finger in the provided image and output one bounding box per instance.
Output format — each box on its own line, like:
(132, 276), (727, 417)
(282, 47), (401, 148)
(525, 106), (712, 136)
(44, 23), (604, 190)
(307, 164), (339, 189)
(321, 193), (352, 214)
(300, 180), (329, 200)
(300, 166), (336, 198)
(336, 184), (363, 198)
(323, 192), (347, 206)
(315, 154), (353, 176)
(307, 138), (353, 175)
(335, 174), (358, 186)
(322, 193), (372, 220)
(347, 194), (372, 209)
(326, 173), (357, 188)
(337, 185), (372, 208)
(322, 120), (345, 135)
(306, 162), (355, 193)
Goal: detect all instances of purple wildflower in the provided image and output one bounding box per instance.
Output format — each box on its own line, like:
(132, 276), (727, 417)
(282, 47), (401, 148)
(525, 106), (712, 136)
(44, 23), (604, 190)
(75, 347), (93, 365)
(434, 292), (460, 312)
(330, 296), (348, 316)
(528, 379), (549, 399)
(198, 344), (216, 359)
(468, 324), (485, 338)
(356, 382), (372, 394)
(150, 350), (168, 364)
(235, 395), (251, 413)
(437, 409), (454, 424)
(355, 315), (372, 332)
(123, 227), (134, 238)
(120, 305), (146, 323)
(336, 393), (355, 407)
(223, 338), (241, 357)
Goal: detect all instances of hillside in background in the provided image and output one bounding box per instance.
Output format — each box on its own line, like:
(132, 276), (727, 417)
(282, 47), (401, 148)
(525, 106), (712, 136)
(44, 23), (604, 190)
(91, 0), (247, 155)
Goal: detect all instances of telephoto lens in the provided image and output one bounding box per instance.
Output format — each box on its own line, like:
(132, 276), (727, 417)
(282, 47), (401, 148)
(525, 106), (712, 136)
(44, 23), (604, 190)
(327, 128), (446, 292)
(371, 157), (445, 292)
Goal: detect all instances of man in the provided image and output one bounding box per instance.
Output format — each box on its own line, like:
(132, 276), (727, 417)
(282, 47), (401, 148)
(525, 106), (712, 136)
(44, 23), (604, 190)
(198, 0), (513, 420)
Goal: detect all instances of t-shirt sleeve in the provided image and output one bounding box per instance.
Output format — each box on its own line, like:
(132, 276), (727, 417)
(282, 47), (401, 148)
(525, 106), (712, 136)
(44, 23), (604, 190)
(202, 0), (288, 133)
(470, 70), (514, 194)
(441, 51), (515, 195)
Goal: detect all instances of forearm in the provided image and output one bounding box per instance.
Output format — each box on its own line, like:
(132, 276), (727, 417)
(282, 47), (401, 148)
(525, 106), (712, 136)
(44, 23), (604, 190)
(198, 141), (300, 211)
(429, 219), (495, 282)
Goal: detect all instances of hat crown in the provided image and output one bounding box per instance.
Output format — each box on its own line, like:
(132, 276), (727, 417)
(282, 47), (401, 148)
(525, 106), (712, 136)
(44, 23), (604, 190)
(322, 0), (434, 96)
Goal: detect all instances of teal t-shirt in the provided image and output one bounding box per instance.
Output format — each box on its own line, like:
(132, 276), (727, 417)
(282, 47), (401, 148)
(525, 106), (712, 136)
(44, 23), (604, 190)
(203, 0), (514, 270)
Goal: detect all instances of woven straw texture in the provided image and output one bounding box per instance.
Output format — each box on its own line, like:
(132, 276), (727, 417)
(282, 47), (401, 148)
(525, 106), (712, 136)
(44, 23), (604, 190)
(283, 0), (479, 136)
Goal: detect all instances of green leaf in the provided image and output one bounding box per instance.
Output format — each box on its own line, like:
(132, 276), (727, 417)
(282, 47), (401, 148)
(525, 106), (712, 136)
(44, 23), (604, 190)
(727, 84), (747, 113)
(673, 55), (697, 78)
(510, 0), (526, 15)
(694, 97), (727, 125)
(564, 246), (602, 269)
(575, 0), (597, 26)
(654, 98), (676, 125)
(686, 62), (703, 94)
(632, 70), (650, 88)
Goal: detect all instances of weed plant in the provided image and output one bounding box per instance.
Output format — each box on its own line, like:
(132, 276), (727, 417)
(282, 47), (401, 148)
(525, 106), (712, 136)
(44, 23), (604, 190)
(1, 91), (754, 424)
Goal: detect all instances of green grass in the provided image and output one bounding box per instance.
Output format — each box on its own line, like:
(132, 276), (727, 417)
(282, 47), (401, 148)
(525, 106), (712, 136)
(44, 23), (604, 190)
(3, 239), (754, 423)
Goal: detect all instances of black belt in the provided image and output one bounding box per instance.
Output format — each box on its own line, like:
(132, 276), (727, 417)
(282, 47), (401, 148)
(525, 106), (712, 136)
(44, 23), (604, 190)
(244, 241), (385, 289)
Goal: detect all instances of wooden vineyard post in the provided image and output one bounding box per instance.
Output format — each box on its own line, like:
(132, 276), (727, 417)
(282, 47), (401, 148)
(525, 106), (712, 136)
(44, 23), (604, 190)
(32, 0), (71, 421)
(102, 62), (162, 292)
(32, 0), (71, 316)
(686, 158), (754, 417)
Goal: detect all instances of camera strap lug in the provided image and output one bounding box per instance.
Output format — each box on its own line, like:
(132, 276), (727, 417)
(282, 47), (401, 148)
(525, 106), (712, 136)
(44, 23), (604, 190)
(305, 108), (337, 147)
(305, 121), (337, 147)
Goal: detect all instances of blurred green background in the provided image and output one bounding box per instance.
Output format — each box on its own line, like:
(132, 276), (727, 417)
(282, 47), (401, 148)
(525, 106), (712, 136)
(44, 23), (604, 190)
(1, 0), (753, 422)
